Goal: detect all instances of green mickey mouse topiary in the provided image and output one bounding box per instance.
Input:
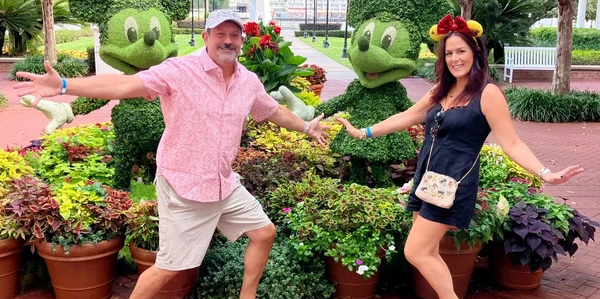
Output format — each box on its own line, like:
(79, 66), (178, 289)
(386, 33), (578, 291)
(22, 0), (189, 190)
(281, 15), (422, 187)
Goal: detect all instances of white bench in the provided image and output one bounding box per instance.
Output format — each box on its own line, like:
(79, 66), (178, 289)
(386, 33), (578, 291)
(503, 47), (556, 83)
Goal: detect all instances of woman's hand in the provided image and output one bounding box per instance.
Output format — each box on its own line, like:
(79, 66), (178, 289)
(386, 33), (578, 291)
(541, 165), (586, 185)
(335, 117), (362, 139)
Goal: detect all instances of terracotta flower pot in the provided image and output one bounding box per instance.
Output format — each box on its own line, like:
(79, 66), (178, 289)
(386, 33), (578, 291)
(35, 236), (125, 299)
(129, 243), (199, 299)
(490, 242), (543, 290)
(311, 84), (324, 97)
(0, 238), (24, 299)
(326, 249), (385, 299)
(412, 236), (482, 299)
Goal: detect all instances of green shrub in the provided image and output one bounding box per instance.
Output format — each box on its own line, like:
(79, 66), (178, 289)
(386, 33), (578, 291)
(86, 46), (96, 73)
(530, 27), (600, 50)
(412, 61), (502, 83)
(506, 87), (600, 122)
(9, 54), (89, 81)
(293, 30), (350, 38)
(176, 19), (205, 29)
(196, 235), (335, 299)
(54, 29), (93, 44)
(232, 148), (307, 201)
(263, 173), (340, 225)
(295, 90), (321, 107)
(71, 96), (110, 115)
(0, 92), (9, 111)
(171, 27), (204, 35)
(572, 50), (600, 65)
(298, 23), (342, 31)
(36, 123), (115, 186)
(479, 144), (543, 189)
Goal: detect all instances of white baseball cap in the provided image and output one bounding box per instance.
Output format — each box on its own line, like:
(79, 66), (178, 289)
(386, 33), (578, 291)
(205, 9), (244, 32)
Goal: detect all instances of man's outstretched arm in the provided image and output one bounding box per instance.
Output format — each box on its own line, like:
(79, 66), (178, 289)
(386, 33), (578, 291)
(14, 61), (149, 105)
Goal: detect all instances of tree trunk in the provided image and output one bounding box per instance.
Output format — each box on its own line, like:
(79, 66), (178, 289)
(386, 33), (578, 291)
(457, 0), (474, 20)
(552, 0), (575, 95)
(42, 0), (58, 64)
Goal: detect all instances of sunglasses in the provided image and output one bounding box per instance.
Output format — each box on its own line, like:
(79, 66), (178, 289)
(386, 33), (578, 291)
(429, 108), (445, 137)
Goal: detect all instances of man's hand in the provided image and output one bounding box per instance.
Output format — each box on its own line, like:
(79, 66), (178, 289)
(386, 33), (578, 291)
(306, 113), (330, 146)
(13, 61), (63, 107)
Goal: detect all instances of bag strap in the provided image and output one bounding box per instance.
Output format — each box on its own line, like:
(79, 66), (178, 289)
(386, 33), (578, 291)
(424, 136), (480, 184)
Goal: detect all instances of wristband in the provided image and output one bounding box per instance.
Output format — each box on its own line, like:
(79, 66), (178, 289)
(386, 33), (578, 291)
(539, 167), (551, 181)
(366, 127), (372, 138)
(359, 128), (367, 139)
(60, 78), (67, 95)
(303, 121), (309, 134)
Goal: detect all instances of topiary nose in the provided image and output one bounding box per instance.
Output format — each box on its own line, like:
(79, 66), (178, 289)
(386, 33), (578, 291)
(144, 31), (156, 46)
(358, 36), (370, 52)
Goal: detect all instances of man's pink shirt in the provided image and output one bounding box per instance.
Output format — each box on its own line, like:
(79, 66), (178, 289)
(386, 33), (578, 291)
(136, 48), (279, 202)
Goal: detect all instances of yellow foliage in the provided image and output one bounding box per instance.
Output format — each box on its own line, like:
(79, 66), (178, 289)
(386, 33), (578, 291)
(0, 149), (34, 197)
(59, 50), (88, 59)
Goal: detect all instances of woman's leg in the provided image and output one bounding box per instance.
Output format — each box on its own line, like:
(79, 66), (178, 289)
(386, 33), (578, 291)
(404, 214), (457, 299)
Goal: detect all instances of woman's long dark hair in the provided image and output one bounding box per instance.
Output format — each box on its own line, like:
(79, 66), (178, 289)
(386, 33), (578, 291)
(430, 32), (490, 107)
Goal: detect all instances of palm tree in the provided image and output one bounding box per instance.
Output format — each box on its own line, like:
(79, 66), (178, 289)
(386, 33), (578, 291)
(448, 0), (555, 63)
(0, 0), (42, 55)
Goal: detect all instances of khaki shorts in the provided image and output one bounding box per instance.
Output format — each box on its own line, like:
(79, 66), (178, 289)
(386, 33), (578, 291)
(154, 176), (272, 271)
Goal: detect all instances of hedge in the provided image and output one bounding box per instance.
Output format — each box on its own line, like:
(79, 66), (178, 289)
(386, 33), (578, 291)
(529, 27), (600, 50)
(176, 19), (205, 29)
(293, 30), (352, 38)
(298, 23), (342, 31)
(572, 50), (600, 65)
(506, 87), (600, 123)
(172, 27), (204, 35)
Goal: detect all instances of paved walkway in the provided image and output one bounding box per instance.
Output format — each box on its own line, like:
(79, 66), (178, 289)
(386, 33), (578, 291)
(6, 29), (600, 298)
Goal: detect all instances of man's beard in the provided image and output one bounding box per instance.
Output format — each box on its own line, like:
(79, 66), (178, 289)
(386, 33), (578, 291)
(216, 44), (238, 63)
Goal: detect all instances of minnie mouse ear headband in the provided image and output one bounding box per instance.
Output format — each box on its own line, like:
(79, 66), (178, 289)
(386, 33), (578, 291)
(429, 14), (483, 43)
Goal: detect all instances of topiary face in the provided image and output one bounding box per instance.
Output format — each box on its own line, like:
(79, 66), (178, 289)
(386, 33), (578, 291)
(348, 17), (420, 89)
(100, 8), (178, 75)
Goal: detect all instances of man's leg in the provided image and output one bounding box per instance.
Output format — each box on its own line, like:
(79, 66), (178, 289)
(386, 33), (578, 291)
(217, 185), (276, 299)
(130, 266), (179, 299)
(131, 176), (221, 299)
(240, 223), (276, 298)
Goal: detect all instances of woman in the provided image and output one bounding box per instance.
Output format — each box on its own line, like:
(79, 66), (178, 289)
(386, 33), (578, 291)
(336, 15), (585, 299)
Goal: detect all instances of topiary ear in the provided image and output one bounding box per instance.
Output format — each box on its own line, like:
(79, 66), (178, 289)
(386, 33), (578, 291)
(68, 0), (113, 24)
(159, 0), (191, 22)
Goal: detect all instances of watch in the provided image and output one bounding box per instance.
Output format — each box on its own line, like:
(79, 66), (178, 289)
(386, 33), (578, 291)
(539, 167), (551, 181)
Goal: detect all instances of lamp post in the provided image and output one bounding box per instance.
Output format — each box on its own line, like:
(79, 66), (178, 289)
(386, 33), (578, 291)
(312, 0), (317, 42)
(341, 0), (349, 58)
(189, 0), (195, 46)
(323, 0), (330, 48)
(303, 0), (308, 38)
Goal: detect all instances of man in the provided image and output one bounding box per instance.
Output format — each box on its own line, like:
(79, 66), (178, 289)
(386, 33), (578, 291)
(14, 9), (328, 299)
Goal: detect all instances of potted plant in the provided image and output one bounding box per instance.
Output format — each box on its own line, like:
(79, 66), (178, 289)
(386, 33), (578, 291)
(240, 21), (313, 92)
(286, 176), (409, 299)
(490, 200), (566, 289)
(487, 181), (599, 290)
(299, 64), (327, 97)
(0, 148), (34, 299)
(6, 176), (132, 299)
(408, 188), (509, 299)
(126, 201), (199, 299)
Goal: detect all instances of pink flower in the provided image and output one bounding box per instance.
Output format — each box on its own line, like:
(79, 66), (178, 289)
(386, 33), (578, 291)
(282, 207), (291, 213)
(356, 259), (363, 265)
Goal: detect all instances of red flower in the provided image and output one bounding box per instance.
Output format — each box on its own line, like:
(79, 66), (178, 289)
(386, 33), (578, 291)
(244, 22), (260, 37)
(259, 35), (272, 48)
(274, 26), (281, 35)
(269, 21), (276, 26)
